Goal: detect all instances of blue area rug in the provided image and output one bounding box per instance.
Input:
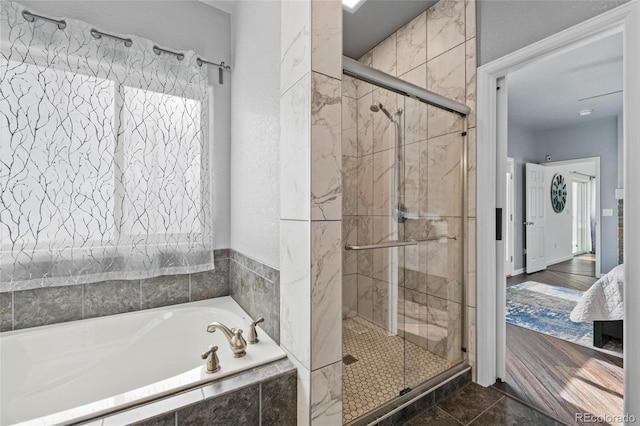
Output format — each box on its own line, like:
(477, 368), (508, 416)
(506, 281), (594, 348)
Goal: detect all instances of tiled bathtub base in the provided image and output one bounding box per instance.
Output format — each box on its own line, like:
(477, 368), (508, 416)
(342, 316), (455, 424)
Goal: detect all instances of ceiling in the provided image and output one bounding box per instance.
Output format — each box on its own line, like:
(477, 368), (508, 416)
(508, 33), (623, 131)
(199, 0), (438, 60)
(343, 0), (437, 59)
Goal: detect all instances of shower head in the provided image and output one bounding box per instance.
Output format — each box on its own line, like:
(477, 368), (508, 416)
(370, 102), (393, 121)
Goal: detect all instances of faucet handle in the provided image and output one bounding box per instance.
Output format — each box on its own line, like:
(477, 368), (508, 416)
(248, 317), (264, 344)
(201, 345), (221, 373)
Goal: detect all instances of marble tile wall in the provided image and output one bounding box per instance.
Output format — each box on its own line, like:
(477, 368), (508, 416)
(110, 359), (296, 426)
(0, 249), (230, 332)
(229, 249), (281, 344)
(341, 0), (477, 370)
(280, 1), (343, 424)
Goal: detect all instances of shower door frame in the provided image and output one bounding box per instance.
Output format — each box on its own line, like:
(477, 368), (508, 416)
(342, 56), (471, 420)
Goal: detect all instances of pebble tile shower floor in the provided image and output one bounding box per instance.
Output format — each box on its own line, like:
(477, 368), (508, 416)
(342, 316), (455, 424)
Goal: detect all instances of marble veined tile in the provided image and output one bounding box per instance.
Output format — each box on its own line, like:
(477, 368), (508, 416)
(466, 37), (477, 129)
(425, 217), (462, 303)
(311, 73), (342, 221)
(342, 96), (358, 157)
(311, 0), (342, 79)
(357, 50), (373, 99)
(372, 88), (399, 154)
(428, 43), (466, 104)
(311, 221), (342, 369)
(427, 105), (463, 140)
(466, 0), (476, 41)
(342, 216), (358, 275)
(342, 156), (358, 217)
(342, 75), (357, 99)
(357, 274), (374, 321)
(372, 148), (395, 216)
(397, 11), (427, 76)
(357, 92), (374, 156)
(427, 0), (465, 61)
(373, 278), (391, 330)
(372, 33), (397, 76)
(280, 220), (311, 369)
(404, 142), (421, 217)
(447, 300), (462, 362)
(372, 217), (396, 282)
(357, 154), (373, 216)
(311, 362), (342, 426)
(357, 216), (373, 278)
(427, 295), (448, 358)
(342, 273), (357, 319)
(426, 133), (462, 217)
(281, 0), (310, 94)
(400, 64), (428, 145)
(281, 74), (310, 221)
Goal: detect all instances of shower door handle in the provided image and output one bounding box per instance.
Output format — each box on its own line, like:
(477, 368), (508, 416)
(344, 240), (418, 251)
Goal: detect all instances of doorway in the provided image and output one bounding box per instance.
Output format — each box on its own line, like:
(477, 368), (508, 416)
(475, 1), (640, 420)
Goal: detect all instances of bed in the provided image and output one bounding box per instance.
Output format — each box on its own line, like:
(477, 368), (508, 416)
(570, 264), (624, 348)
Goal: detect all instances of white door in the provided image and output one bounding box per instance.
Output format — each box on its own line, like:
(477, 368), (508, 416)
(525, 163), (547, 273)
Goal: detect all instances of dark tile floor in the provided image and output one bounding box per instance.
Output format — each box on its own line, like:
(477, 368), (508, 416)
(401, 383), (563, 426)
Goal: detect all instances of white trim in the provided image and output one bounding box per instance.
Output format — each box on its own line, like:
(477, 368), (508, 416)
(510, 268), (525, 277)
(476, 6), (639, 413)
(545, 255), (574, 267)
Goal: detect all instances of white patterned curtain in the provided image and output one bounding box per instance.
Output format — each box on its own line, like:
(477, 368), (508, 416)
(0, 2), (214, 291)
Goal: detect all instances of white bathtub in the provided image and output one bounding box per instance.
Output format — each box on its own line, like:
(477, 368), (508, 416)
(0, 296), (286, 425)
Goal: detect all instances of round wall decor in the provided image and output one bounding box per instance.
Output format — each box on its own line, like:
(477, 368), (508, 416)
(551, 173), (567, 213)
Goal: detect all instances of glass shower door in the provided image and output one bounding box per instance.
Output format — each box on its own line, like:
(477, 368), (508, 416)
(399, 96), (465, 390)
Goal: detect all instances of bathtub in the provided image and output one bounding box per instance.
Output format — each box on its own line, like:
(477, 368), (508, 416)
(0, 296), (286, 425)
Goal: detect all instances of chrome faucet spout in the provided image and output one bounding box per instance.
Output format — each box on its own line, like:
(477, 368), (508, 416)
(206, 321), (247, 358)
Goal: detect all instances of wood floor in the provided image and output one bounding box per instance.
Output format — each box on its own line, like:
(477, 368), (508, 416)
(495, 324), (623, 426)
(507, 256), (597, 291)
(547, 254), (597, 277)
(501, 255), (624, 425)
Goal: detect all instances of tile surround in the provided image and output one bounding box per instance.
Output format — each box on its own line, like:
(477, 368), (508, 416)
(229, 250), (280, 344)
(116, 359), (296, 426)
(3, 250), (231, 331)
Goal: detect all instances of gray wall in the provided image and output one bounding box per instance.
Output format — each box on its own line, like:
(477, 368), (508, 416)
(536, 117), (619, 274)
(507, 122), (538, 271)
(477, 0), (629, 65)
(507, 117), (619, 274)
(19, 1), (233, 249)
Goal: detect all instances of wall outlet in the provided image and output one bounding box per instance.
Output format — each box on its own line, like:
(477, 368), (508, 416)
(603, 209), (613, 217)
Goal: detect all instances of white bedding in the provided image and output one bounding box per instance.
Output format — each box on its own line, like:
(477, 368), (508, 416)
(570, 264), (624, 322)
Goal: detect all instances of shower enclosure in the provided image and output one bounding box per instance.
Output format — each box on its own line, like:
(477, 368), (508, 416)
(341, 58), (468, 424)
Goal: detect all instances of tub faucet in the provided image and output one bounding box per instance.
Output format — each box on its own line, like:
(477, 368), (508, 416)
(247, 317), (264, 344)
(201, 345), (221, 373)
(206, 322), (247, 357)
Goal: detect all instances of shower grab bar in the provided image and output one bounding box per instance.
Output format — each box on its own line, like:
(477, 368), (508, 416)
(345, 236), (456, 251)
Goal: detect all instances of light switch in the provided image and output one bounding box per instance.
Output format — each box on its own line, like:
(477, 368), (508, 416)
(603, 209), (613, 217)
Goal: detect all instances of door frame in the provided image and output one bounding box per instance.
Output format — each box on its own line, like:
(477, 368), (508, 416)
(505, 157), (515, 277)
(543, 157), (601, 277)
(475, 1), (640, 416)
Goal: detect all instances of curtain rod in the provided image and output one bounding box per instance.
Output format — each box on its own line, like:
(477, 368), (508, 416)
(20, 9), (232, 80)
(571, 171), (596, 179)
(21, 10), (66, 29)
